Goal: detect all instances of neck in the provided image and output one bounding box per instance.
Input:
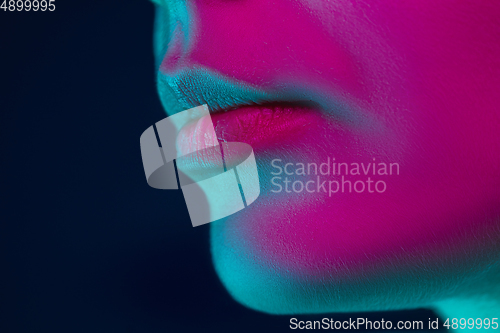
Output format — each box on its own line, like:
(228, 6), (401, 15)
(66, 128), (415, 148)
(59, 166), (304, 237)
(433, 296), (500, 320)
(432, 263), (500, 326)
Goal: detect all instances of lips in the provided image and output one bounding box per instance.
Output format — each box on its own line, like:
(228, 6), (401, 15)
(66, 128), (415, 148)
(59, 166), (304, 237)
(176, 103), (322, 157)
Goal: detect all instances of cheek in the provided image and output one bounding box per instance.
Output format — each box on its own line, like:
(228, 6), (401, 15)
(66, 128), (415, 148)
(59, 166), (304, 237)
(301, 0), (500, 197)
(390, 4), (500, 194)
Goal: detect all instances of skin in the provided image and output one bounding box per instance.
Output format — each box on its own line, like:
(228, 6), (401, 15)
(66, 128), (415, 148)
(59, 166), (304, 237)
(152, 0), (500, 316)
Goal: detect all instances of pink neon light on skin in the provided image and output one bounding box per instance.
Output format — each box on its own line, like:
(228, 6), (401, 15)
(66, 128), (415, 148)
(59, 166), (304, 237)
(155, 0), (500, 315)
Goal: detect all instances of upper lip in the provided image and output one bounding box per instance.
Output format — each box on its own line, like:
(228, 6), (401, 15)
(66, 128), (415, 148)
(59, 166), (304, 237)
(158, 66), (323, 116)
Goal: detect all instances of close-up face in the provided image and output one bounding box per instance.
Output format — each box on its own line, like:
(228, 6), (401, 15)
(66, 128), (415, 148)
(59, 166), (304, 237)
(153, 0), (500, 314)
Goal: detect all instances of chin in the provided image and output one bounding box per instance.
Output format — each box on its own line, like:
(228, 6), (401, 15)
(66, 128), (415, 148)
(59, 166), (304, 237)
(209, 165), (500, 314)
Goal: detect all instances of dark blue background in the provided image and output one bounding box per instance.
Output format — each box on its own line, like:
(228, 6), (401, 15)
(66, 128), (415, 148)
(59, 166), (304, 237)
(1, 1), (444, 332)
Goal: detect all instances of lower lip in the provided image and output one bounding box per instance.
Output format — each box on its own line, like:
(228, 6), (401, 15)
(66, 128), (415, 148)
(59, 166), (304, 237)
(176, 104), (322, 156)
